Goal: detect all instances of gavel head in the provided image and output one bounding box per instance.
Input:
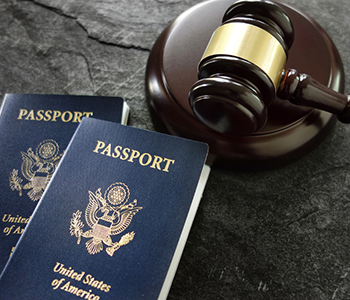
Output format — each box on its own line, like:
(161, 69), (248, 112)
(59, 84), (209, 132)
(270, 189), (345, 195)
(188, 0), (294, 136)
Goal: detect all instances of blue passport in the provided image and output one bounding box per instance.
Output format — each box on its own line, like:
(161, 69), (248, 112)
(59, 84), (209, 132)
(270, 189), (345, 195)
(0, 118), (209, 299)
(0, 94), (128, 273)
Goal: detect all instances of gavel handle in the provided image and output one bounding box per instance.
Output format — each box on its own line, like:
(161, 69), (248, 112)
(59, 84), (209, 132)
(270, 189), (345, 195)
(277, 69), (350, 123)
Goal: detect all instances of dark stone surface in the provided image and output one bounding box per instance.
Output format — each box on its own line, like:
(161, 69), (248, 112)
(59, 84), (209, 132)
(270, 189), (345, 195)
(1, 0), (350, 299)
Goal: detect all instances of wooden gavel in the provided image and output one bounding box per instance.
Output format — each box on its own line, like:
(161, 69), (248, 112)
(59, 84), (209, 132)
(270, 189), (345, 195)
(188, 0), (350, 137)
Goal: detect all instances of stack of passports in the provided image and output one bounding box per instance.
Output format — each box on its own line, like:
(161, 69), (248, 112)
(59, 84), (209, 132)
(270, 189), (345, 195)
(0, 93), (129, 273)
(0, 117), (209, 299)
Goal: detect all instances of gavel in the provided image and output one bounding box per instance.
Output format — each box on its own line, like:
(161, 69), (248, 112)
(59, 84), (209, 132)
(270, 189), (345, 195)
(188, 0), (350, 137)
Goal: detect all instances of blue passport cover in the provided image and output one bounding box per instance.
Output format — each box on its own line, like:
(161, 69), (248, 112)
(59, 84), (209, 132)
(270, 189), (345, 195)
(0, 118), (209, 299)
(0, 94), (127, 273)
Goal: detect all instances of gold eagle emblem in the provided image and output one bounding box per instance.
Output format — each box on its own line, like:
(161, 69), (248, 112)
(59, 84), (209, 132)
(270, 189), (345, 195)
(70, 182), (142, 256)
(9, 139), (63, 201)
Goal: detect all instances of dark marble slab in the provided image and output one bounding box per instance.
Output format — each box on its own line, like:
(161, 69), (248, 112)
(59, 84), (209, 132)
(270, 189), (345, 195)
(1, 0), (350, 299)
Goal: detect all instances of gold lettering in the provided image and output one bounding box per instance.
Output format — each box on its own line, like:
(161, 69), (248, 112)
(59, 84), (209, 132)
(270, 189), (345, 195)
(52, 278), (65, 290)
(82, 274), (91, 285)
(25, 109), (35, 120)
(75, 271), (85, 281)
(59, 265), (69, 276)
(73, 111), (83, 123)
(162, 158), (175, 172)
(139, 153), (152, 166)
(67, 285), (79, 294)
(83, 112), (94, 118)
(44, 110), (52, 121)
(83, 274), (110, 293)
(120, 148), (130, 160)
(17, 109), (92, 123)
(53, 263), (111, 295)
(93, 141), (105, 153)
(17, 109), (27, 119)
(150, 155), (163, 170)
(61, 111), (73, 122)
(127, 150), (140, 162)
(80, 290), (88, 297)
(93, 140), (176, 172)
(71, 272), (79, 280)
(61, 281), (71, 291)
(3, 225), (15, 236)
(2, 214), (31, 224)
(103, 284), (111, 292)
(60, 281), (100, 300)
(52, 110), (62, 121)
(53, 262), (63, 273)
(36, 110), (44, 121)
(53, 262), (85, 281)
(13, 226), (24, 234)
(112, 146), (122, 158)
(100, 144), (112, 156)
(2, 214), (10, 222)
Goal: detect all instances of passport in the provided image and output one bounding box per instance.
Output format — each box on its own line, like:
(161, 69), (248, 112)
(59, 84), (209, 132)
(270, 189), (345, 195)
(0, 118), (209, 299)
(0, 93), (128, 272)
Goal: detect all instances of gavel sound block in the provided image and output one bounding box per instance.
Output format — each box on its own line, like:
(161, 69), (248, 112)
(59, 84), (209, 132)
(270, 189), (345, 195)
(145, 0), (345, 170)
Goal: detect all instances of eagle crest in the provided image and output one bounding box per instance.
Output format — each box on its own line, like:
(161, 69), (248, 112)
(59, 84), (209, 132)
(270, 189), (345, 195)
(70, 182), (142, 256)
(9, 139), (63, 201)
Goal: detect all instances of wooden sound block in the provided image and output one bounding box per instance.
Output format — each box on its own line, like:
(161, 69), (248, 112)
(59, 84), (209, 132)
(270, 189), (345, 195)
(145, 0), (344, 170)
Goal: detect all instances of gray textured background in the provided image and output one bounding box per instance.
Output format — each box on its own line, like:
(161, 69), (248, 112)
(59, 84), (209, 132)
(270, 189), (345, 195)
(1, 0), (350, 299)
